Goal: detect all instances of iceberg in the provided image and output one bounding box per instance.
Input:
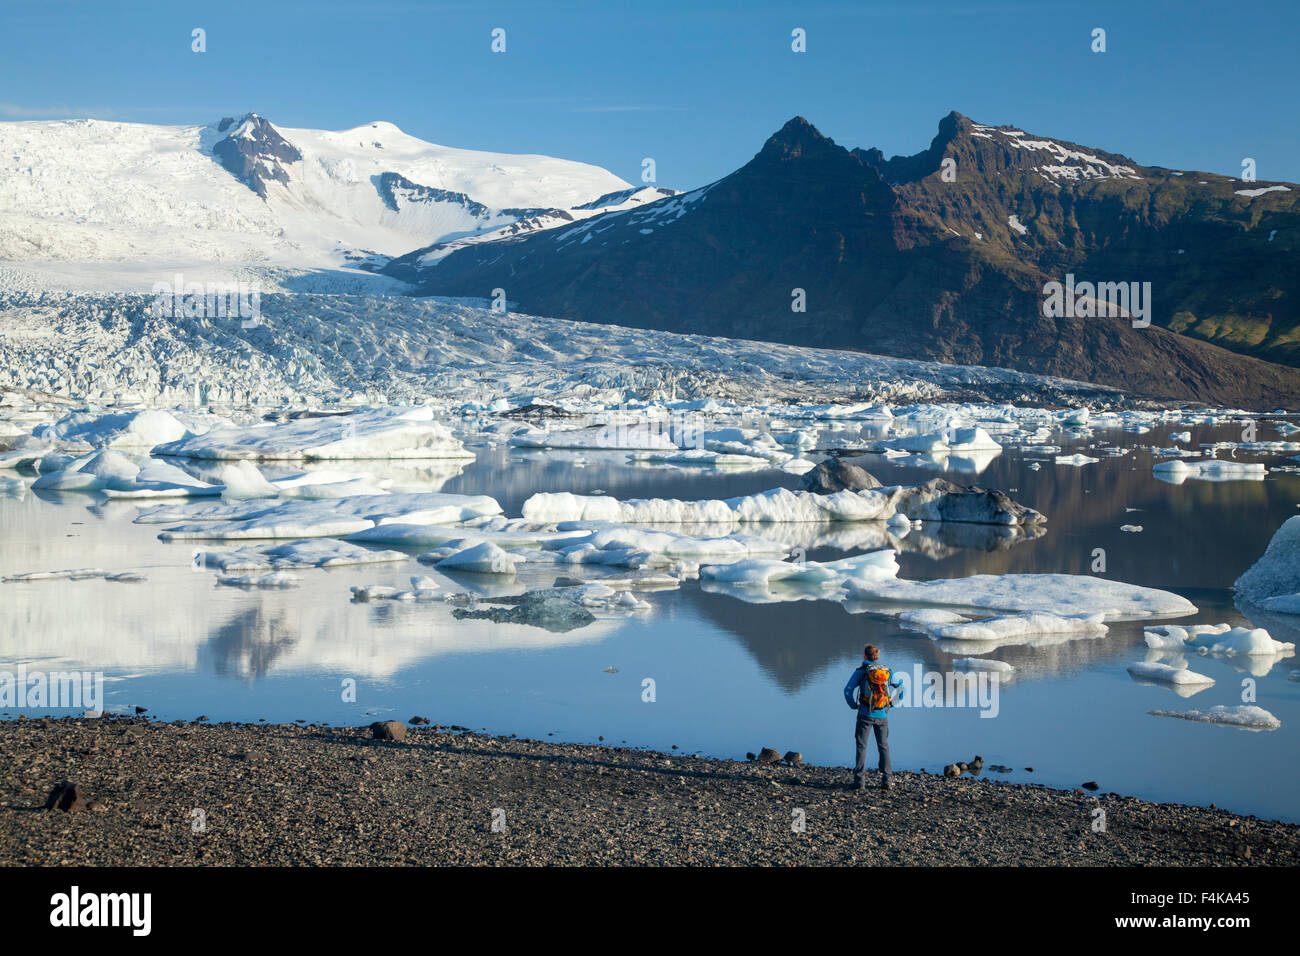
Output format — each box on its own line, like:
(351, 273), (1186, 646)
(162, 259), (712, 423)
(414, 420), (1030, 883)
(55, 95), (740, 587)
(844, 573), (1196, 620)
(434, 541), (523, 575)
(699, 550), (899, 588)
(953, 658), (1015, 674)
(196, 538), (409, 572)
(522, 487), (896, 524)
(33, 408), (194, 450)
(1235, 516), (1300, 609)
(1149, 705), (1281, 731)
(154, 492), (502, 541)
(1153, 459), (1267, 483)
(925, 610), (1108, 641)
(1145, 623), (1295, 674)
(1126, 661), (1215, 686)
(154, 405), (475, 461)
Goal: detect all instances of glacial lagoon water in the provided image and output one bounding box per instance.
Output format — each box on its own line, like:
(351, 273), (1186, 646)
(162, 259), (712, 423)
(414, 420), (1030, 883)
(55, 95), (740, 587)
(2, 421), (1298, 822)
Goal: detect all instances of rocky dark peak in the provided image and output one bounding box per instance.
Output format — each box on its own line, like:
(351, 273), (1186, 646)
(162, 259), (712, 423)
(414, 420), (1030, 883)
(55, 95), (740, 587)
(758, 116), (844, 162)
(210, 113), (303, 199)
(854, 111), (968, 184)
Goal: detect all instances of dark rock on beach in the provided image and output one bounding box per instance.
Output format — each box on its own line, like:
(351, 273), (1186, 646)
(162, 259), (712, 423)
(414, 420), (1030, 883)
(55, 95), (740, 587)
(45, 781), (86, 813)
(369, 721), (407, 742)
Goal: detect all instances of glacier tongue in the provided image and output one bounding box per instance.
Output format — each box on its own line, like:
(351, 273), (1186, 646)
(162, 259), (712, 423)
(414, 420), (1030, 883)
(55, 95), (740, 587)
(0, 292), (1114, 410)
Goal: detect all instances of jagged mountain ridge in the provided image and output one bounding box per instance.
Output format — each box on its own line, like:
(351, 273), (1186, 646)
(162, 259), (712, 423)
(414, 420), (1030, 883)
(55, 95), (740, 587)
(386, 112), (1300, 407)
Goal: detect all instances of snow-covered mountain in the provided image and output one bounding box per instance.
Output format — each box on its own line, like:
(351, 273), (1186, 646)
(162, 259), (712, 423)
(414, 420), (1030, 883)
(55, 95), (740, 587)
(0, 113), (635, 282)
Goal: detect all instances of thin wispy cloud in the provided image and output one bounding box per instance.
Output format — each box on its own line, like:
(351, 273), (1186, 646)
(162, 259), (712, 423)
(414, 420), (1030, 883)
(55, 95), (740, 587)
(570, 106), (685, 113)
(0, 102), (117, 119)
(0, 103), (239, 122)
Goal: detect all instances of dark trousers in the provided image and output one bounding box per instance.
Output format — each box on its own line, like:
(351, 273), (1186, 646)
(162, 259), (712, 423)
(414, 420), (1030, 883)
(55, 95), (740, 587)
(853, 713), (891, 786)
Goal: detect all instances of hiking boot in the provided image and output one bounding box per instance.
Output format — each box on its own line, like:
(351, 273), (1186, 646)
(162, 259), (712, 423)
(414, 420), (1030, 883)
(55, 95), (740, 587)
(880, 777), (894, 791)
(849, 779), (866, 791)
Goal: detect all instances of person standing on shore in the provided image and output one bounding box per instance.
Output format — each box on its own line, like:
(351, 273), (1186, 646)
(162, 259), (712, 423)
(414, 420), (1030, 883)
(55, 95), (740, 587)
(843, 644), (903, 791)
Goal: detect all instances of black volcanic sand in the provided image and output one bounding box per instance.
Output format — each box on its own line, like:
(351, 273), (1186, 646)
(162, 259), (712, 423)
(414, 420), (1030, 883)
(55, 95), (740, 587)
(2, 717), (1294, 866)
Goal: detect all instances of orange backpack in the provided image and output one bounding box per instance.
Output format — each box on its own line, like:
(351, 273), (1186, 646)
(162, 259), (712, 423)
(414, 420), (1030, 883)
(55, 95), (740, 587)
(860, 665), (893, 711)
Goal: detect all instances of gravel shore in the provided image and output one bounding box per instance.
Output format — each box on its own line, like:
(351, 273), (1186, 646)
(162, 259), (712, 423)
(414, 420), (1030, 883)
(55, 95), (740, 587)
(2, 716), (1295, 866)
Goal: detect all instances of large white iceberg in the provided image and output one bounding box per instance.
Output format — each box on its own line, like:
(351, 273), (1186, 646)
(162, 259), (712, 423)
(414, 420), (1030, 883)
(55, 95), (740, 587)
(154, 406), (475, 461)
(154, 492), (502, 540)
(522, 487), (895, 524)
(843, 573), (1196, 620)
(32, 407), (200, 450)
(1146, 622), (1295, 657)
(1235, 516), (1300, 610)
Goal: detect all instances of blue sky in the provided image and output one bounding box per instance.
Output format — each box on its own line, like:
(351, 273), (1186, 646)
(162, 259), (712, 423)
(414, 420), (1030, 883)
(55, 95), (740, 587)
(2, 0), (1297, 190)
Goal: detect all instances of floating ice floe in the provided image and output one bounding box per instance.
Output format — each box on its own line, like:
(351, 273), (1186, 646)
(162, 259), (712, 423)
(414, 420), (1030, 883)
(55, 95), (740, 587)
(1126, 661), (1215, 687)
(628, 449), (772, 469)
(509, 423), (677, 451)
(543, 523), (791, 571)
(522, 487), (896, 524)
(1055, 454), (1100, 466)
(1153, 459), (1267, 483)
(100, 459), (225, 499)
(1148, 705), (1281, 731)
(867, 425), (1002, 455)
(98, 459), (387, 501)
(898, 608), (968, 632)
(195, 538), (409, 572)
(30, 448), (141, 492)
(349, 521), (587, 549)
(154, 405), (475, 461)
(921, 610), (1108, 642)
(699, 550), (898, 588)
(953, 658), (1015, 675)
(216, 571), (301, 589)
(350, 577), (442, 602)
(32, 407), (199, 450)
(2, 567), (144, 583)
(0, 435), (57, 469)
(152, 491), (502, 540)
(843, 573), (1195, 620)
(523, 480), (1043, 528)
(432, 540), (523, 575)
(1235, 516), (1300, 611)
(1144, 622), (1295, 657)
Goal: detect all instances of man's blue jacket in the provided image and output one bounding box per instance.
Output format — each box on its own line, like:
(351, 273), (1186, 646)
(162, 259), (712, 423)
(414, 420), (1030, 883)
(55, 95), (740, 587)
(844, 661), (904, 718)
